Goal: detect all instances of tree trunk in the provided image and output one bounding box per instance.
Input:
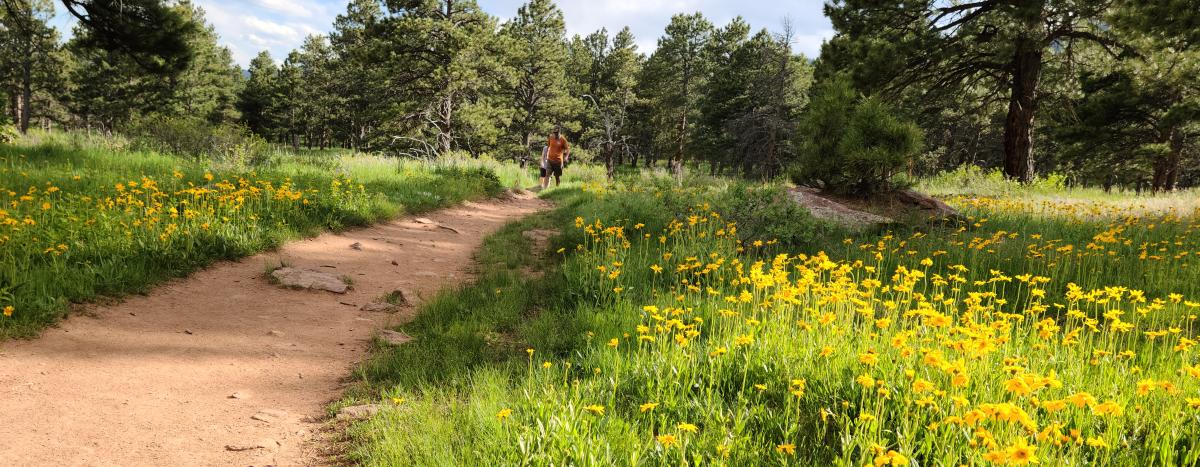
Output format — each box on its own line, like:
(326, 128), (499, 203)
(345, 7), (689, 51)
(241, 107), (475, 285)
(672, 115), (686, 180)
(603, 141), (615, 181)
(8, 92), (17, 126)
(1002, 38), (1042, 183)
(438, 95), (454, 155)
(1166, 128), (1184, 191)
(19, 58), (32, 134)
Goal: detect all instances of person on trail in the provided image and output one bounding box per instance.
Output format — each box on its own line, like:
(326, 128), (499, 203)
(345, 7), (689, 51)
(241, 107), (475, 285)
(545, 126), (570, 187)
(539, 145), (549, 189)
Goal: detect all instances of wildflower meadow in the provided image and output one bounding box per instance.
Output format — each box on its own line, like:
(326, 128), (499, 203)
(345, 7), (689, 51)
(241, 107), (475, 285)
(346, 180), (1200, 466)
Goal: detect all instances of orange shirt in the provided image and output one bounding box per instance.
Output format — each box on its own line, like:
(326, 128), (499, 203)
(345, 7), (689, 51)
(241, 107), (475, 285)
(547, 135), (569, 162)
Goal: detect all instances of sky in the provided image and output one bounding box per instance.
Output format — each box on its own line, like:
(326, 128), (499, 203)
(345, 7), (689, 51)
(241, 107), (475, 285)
(52, 0), (833, 67)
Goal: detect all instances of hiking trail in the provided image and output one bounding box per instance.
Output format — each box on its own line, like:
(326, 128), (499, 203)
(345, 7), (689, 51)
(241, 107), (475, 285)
(0, 194), (548, 466)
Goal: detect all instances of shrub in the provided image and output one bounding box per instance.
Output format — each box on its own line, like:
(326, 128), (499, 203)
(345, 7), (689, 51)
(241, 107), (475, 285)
(432, 165), (504, 196)
(129, 116), (271, 167)
(715, 182), (832, 248)
(793, 75), (923, 196)
(0, 124), (17, 144)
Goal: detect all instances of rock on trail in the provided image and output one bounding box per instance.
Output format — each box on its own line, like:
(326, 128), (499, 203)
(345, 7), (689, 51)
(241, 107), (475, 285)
(0, 196), (548, 467)
(270, 267), (350, 294)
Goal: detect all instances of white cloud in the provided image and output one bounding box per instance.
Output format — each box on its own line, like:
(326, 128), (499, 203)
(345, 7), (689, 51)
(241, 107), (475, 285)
(189, 0), (340, 65)
(487, 0), (831, 57)
(53, 0), (833, 67)
(251, 0), (316, 18)
(244, 16), (301, 39)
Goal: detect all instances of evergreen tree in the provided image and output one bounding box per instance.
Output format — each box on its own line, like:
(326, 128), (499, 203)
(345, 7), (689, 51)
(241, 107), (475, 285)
(499, 0), (579, 158)
(642, 12), (713, 176)
(293, 35), (338, 148)
(695, 18), (750, 173)
(0, 0), (58, 133)
(329, 0), (386, 149)
(374, 0), (497, 156)
(275, 51), (303, 149)
(725, 28), (812, 179)
(823, 0), (1135, 183)
(66, 24), (173, 131)
(238, 51), (278, 138)
(576, 26), (642, 178)
(795, 74), (923, 194)
(55, 0), (198, 76)
(166, 1), (241, 124)
(1055, 42), (1200, 191)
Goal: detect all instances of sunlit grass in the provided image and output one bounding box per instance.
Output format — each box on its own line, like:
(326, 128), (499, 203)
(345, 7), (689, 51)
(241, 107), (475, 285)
(347, 177), (1200, 466)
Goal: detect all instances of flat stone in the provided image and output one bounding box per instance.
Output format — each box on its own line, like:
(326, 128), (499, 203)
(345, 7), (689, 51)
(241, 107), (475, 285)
(336, 404), (382, 421)
(360, 302), (396, 313)
(378, 330), (413, 346)
(224, 439), (277, 451)
(270, 267), (348, 294)
(250, 409), (290, 424)
(229, 391), (250, 400)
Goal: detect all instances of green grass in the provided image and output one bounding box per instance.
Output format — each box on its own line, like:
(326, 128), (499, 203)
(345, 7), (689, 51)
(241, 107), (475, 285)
(0, 131), (525, 338)
(342, 175), (1200, 466)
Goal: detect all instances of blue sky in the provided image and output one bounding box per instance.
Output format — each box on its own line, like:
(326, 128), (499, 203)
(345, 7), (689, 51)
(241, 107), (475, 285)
(53, 0), (833, 67)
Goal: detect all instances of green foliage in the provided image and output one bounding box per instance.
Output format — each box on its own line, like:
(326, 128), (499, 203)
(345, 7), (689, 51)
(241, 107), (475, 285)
(63, 0), (241, 131)
(641, 13), (714, 171)
(128, 116), (270, 166)
(794, 76), (923, 195)
(60, 0), (199, 77)
(498, 0), (580, 155)
(714, 182), (832, 248)
(431, 165), (503, 197)
(918, 165), (1070, 198)
(822, 0), (1131, 182)
(698, 23), (814, 178)
(1052, 42), (1200, 191)
(0, 124), (17, 144)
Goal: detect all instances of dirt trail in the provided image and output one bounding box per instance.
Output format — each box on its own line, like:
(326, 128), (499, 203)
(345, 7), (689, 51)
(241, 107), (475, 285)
(0, 195), (548, 466)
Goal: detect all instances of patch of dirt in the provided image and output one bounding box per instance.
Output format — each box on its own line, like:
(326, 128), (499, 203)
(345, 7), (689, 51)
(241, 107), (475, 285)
(789, 188), (963, 230)
(0, 196), (549, 466)
(789, 187), (895, 231)
(520, 229), (559, 278)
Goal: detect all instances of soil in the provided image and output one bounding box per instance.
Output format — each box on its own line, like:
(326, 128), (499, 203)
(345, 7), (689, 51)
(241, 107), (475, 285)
(0, 195), (548, 466)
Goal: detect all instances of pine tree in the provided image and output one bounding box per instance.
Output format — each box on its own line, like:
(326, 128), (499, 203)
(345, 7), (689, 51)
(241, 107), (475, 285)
(167, 1), (241, 124)
(238, 51), (278, 138)
(329, 0), (385, 149)
(0, 0), (57, 133)
(56, 0), (198, 76)
(499, 0), (579, 158)
(642, 12), (713, 176)
(1055, 41), (1200, 192)
(374, 0), (497, 156)
(575, 26), (642, 178)
(293, 35), (338, 149)
(823, 0), (1135, 183)
(726, 28), (812, 179)
(695, 18), (750, 174)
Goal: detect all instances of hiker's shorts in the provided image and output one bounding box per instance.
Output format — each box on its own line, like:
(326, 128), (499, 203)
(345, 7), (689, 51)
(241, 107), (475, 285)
(547, 161), (563, 178)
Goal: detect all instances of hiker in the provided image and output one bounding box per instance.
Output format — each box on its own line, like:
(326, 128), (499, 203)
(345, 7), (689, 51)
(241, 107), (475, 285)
(539, 144), (549, 189)
(545, 125), (570, 187)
